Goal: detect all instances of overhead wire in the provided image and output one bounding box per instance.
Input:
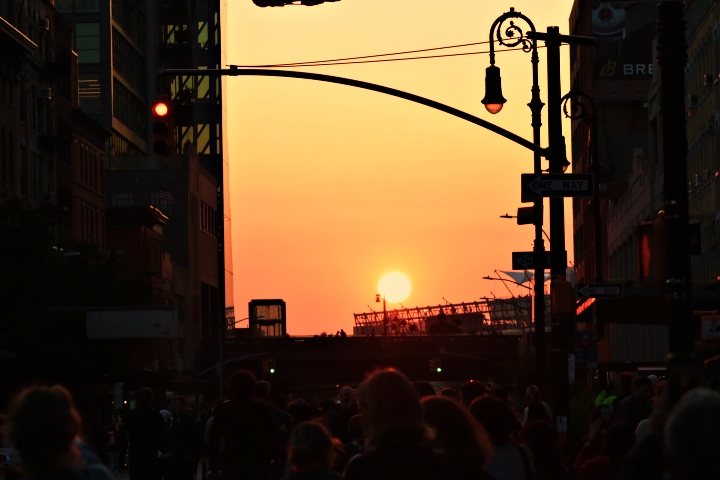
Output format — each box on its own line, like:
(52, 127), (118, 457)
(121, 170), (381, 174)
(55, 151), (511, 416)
(240, 39), (494, 67)
(230, 38), (549, 68)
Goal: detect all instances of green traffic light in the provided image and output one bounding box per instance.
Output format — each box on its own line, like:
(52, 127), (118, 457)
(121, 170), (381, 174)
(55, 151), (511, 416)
(270, 368), (275, 374)
(436, 367), (442, 373)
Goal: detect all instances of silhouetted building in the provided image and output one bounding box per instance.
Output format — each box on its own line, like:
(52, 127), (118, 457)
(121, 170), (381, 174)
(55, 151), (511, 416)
(55, 0), (233, 370)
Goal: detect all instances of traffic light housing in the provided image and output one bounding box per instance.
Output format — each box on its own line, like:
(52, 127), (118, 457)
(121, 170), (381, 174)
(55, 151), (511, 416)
(268, 358), (276, 374)
(434, 357), (442, 373)
(261, 359), (269, 373)
(151, 94), (175, 157)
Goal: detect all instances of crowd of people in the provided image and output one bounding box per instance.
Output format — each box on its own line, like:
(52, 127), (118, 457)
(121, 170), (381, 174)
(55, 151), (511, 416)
(2, 367), (720, 480)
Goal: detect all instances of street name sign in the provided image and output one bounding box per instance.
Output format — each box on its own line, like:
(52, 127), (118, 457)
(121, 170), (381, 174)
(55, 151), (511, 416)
(511, 250), (567, 270)
(512, 251), (552, 270)
(521, 173), (594, 200)
(577, 283), (623, 299)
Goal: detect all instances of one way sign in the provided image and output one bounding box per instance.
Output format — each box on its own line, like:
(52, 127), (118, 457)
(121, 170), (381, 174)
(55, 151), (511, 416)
(577, 283), (623, 299)
(521, 173), (594, 201)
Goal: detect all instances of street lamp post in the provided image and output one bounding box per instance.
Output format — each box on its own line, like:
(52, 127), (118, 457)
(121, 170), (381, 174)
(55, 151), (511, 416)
(485, 8), (547, 382)
(485, 11), (595, 435)
(375, 294), (387, 336)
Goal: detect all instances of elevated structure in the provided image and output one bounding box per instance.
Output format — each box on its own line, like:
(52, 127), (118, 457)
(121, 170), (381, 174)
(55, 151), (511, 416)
(353, 296), (550, 336)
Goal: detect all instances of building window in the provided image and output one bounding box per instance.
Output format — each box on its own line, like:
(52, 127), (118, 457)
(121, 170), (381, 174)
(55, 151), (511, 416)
(57, 0), (99, 12)
(150, 191), (174, 215)
(111, 192), (133, 207)
(199, 200), (216, 238)
(79, 74), (101, 117)
(113, 79), (148, 139)
(75, 23), (100, 64)
(113, 28), (147, 96)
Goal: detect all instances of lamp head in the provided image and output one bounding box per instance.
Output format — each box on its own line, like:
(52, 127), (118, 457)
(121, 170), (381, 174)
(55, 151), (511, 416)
(482, 65), (507, 114)
(375, 294), (381, 303)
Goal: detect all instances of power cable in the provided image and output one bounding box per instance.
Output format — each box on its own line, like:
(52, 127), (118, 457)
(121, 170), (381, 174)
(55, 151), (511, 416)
(231, 43), (551, 68)
(238, 39), (494, 68)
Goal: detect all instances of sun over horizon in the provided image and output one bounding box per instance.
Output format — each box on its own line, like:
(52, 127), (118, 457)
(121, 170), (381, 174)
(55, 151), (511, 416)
(378, 272), (412, 304)
(228, 0), (575, 335)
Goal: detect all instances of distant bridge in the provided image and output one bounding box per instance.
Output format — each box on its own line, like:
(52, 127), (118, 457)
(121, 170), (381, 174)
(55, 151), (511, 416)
(353, 296), (550, 335)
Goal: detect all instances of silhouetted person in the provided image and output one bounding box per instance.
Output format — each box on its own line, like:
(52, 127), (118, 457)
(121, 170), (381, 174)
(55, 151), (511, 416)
(208, 370), (281, 480)
(284, 421), (342, 480)
(460, 381), (487, 407)
(422, 395), (494, 480)
(439, 387), (460, 402)
(471, 396), (534, 480)
(327, 386), (354, 443)
(125, 387), (165, 480)
(412, 381), (436, 399)
(523, 420), (569, 480)
(169, 396), (200, 480)
(664, 388), (720, 480)
(337, 414), (364, 472)
(343, 368), (450, 480)
(523, 385), (552, 424)
(340, 329), (347, 338)
(9, 385), (113, 480)
(616, 376), (653, 431)
(576, 422), (635, 480)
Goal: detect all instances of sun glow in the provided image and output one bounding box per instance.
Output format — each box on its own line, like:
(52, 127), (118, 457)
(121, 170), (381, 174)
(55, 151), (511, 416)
(378, 272), (412, 303)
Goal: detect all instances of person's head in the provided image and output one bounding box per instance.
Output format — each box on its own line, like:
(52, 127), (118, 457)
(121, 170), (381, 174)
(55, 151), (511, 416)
(172, 396), (187, 417)
(412, 381), (436, 399)
(9, 385), (82, 475)
(665, 388), (720, 480)
(439, 387), (459, 402)
(634, 376), (653, 403)
(338, 386), (354, 406)
(287, 421), (340, 473)
(525, 385), (541, 403)
(348, 414), (363, 441)
(356, 368), (429, 447)
(229, 370), (256, 401)
(460, 381), (487, 407)
(255, 381), (271, 404)
(619, 372), (634, 393)
(422, 395), (492, 471)
(137, 387), (154, 407)
(470, 396), (520, 446)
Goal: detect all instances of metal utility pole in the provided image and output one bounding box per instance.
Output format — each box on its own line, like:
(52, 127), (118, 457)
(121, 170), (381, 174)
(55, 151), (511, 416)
(658, 1), (693, 355)
(527, 27), (595, 437)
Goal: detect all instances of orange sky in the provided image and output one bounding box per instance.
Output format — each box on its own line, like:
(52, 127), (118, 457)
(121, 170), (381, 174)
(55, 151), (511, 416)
(226, 0), (576, 335)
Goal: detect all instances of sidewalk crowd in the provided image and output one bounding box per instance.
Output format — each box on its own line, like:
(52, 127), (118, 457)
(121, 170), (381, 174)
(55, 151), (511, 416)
(1, 367), (719, 480)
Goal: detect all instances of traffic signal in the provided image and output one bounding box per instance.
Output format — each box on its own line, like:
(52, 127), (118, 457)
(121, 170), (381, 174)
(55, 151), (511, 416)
(151, 94), (175, 157)
(434, 357), (442, 373)
(267, 358), (276, 374)
(261, 359), (269, 373)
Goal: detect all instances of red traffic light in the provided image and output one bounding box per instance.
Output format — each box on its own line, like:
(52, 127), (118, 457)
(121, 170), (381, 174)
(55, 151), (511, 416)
(151, 95), (175, 156)
(152, 102), (169, 117)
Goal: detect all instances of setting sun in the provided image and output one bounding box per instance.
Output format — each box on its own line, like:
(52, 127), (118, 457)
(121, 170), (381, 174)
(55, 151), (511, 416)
(378, 272), (412, 303)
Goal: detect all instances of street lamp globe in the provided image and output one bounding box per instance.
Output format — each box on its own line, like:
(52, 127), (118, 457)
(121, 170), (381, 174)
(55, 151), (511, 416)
(481, 65), (507, 114)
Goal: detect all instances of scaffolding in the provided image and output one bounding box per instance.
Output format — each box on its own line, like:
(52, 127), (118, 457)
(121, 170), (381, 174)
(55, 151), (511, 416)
(353, 295), (550, 335)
